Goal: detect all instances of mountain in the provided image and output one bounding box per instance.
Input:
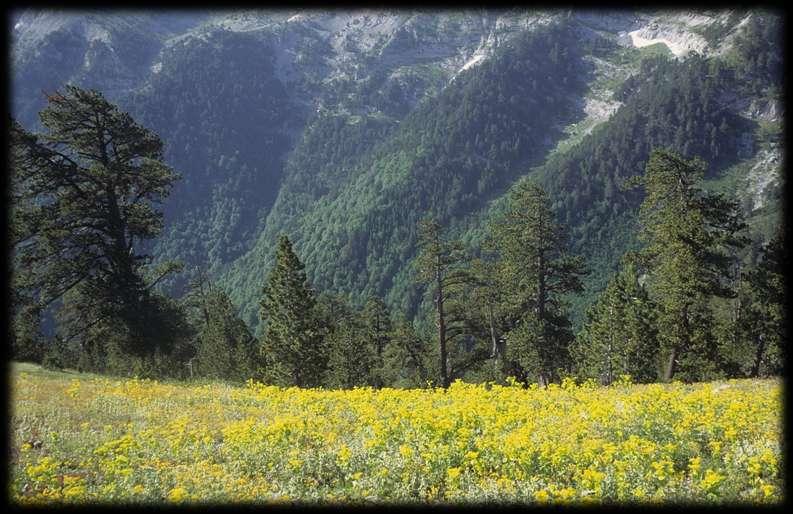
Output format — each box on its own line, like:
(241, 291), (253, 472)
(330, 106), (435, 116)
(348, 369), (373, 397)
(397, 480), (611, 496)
(10, 8), (783, 332)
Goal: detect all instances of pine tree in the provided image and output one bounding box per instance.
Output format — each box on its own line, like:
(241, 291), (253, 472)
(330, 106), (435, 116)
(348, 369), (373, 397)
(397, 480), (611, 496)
(416, 217), (471, 388)
(315, 293), (378, 389)
(259, 235), (325, 387)
(185, 272), (258, 382)
(635, 149), (747, 381)
(10, 86), (185, 369)
(379, 317), (433, 388)
(324, 310), (377, 389)
(467, 242), (513, 372)
(574, 256), (659, 384)
(738, 230), (785, 377)
(10, 295), (45, 364)
(361, 295), (393, 387)
(490, 180), (587, 386)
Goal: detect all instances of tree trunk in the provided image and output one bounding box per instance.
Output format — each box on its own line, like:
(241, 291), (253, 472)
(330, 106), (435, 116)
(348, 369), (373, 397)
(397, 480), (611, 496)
(375, 311), (384, 358)
(488, 303), (498, 359)
(436, 257), (449, 389)
(665, 304), (690, 382)
(606, 304), (614, 385)
(663, 346), (677, 382)
(538, 371), (549, 389)
(751, 333), (766, 378)
(536, 250), (549, 388)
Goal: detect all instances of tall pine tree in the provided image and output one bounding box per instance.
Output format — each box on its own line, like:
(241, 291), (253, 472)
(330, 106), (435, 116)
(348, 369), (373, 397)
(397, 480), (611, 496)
(10, 86), (186, 371)
(635, 149), (747, 381)
(733, 230), (785, 377)
(185, 271), (259, 382)
(490, 180), (587, 386)
(259, 235), (325, 387)
(361, 295), (393, 387)
(574, 255), (659, 384)
(416, 217), (470, 388)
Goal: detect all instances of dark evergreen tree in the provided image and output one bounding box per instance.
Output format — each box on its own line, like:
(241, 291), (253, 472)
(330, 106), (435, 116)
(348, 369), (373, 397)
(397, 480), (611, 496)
(634, 149), (748, 381)
(184, 271), (259, 382)
(10, 86), (187, 373)
(724, 230), (786, 377)
(416, 217), (471, 388)
(574, 255), (659, 384)
(324, 307), (377, 389)
(379, 317), (433, 388)
(10, 290), (45, 363)
(259, 235), (325, 387)
(466, 245), (514, 376)
(315, 293), (365, 388)
(490, 180), (587, 386)
(361, 295), (393, 387)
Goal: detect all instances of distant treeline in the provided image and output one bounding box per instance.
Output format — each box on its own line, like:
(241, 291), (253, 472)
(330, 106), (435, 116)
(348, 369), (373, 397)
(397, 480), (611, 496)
(10, 85), (784, 387)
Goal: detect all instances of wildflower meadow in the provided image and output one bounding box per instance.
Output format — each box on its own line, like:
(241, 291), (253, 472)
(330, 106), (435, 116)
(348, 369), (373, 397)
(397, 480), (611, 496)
(9, 362), (782, 505)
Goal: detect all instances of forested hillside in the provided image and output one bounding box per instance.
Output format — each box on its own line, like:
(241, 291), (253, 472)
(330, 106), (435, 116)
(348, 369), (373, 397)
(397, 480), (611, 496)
(10, 8), (783, 336)
(225, 21), (596, 326)
(128, 30), (299, 291)
(8, 12), (785, 508)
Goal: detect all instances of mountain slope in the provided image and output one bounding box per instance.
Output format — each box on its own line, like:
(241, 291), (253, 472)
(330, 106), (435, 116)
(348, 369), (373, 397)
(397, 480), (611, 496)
(223, 19), (599, 327)
(9, 9), (783, 333)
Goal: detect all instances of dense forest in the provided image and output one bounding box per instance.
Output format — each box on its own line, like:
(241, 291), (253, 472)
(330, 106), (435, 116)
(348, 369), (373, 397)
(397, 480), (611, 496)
(9, 12), (784, 388)
(215, 14), (783, 331)
(9, 85), (784, 387)
(223, 21), (598, 326)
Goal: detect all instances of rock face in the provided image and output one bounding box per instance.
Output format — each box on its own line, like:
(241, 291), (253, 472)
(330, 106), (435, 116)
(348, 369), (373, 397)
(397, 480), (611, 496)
(10, 9), (781, 329)
(745, 146), (782, 212)
(10, 9), (760, 127)
(10, 11), (209, 126)
(627, 25), (707, 57)
(10, 10), (736, 121)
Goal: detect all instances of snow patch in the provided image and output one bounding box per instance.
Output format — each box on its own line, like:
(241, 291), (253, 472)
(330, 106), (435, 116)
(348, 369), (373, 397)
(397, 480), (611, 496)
(629, 30), (682, 57)
(584, 97), (621, 124)
(459, 53), (484, 72)
(14, 21), (23, 30)
(628, 22), (708, 57)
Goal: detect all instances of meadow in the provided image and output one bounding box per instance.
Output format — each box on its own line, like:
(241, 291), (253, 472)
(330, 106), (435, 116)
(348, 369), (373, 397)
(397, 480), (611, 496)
(9, 362), (782, 505)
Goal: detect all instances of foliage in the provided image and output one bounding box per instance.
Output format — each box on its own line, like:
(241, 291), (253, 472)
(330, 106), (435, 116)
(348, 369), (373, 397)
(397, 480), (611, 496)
(533, 51), (758, 326)
(184, 271), (259, 382)
(315, 293), (382, 389)
(128, 28), (297, 294)
(490, 181), (587, 385)
(416, 217), (474, 388)
(223, 20), (593, 329)
(573, 256), (659, 384)
(9, 363), (783, 505)
(259, 235), (325, 387)
(9, 85), (188, 372)
(633, 149), (748, 382)
(379, 318), (435, 389)
(716, 229), (785, 378)
(729, 12), (783, 97)
(360, 296), (394, 387)
(7, 15), (784, 387)
(10, 298), (45, 364)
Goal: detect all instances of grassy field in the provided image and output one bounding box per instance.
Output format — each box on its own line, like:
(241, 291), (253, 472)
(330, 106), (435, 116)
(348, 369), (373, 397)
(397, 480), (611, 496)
(8, 362), (782, 505)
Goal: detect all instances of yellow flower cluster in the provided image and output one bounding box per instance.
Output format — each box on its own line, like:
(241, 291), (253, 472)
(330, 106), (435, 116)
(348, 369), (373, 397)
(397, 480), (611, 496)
(9, 363), (782, 505)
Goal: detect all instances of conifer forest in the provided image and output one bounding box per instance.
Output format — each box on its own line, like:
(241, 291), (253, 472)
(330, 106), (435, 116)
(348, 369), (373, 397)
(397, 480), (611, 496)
(8, 8), (784, 506)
